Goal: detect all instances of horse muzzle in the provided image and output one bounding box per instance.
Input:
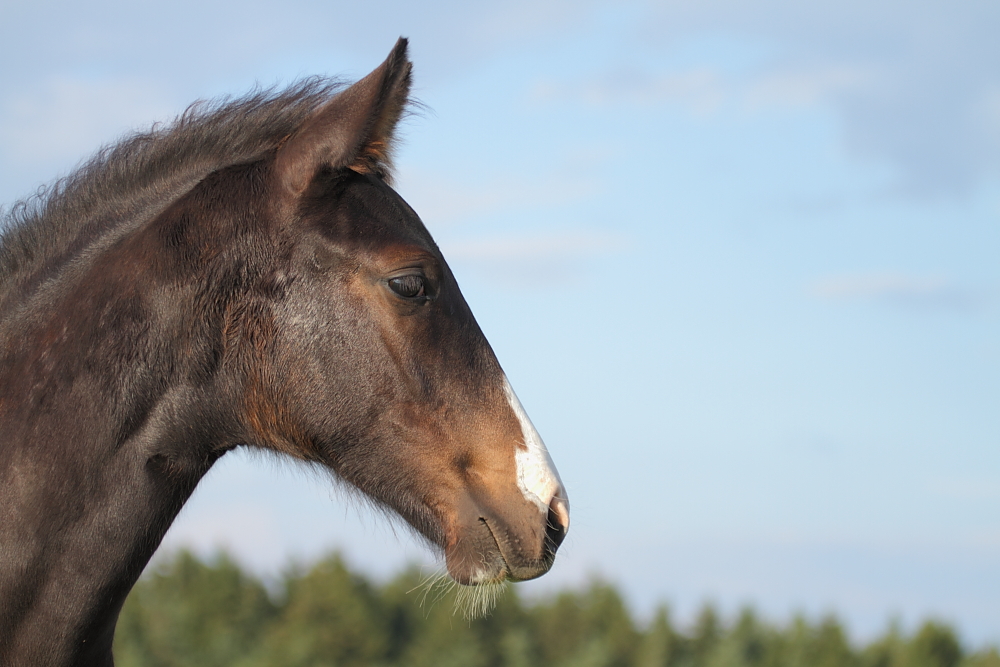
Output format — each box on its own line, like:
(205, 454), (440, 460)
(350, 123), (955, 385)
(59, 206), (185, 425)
(444, 483), (570, 585)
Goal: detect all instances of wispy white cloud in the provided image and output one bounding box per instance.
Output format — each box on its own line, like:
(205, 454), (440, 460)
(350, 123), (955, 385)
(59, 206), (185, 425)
(974, 85), (1000, 144)
(438, 230), (628, 287)
(810, 272), (989, 310)
(531, 67), (726, 115)
(639, 0), (1000, 196)
(0, 76), (176, 199)
(743, 65), (873, 109)
(525, 1), (1000, 196)
(927, 476), (1000, 502)
(441, 230), (626, 262)
(397, 156), (607, 228)
(812, 273), (949, 299)
(532, 63), (873, 117)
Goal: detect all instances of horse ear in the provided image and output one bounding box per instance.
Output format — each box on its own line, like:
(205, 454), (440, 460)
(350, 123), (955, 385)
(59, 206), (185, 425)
(275, 37), (412, 194)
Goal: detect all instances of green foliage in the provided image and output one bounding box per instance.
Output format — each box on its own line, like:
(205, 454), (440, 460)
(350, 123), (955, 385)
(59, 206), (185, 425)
(113, 551), (995, 667)
(248, 554), (390, 667)
(908, 622), (962, 667)
(636, 606), (680, 667)
(531, 580), (639, 667)
(782, 615), (856, 667)
(114, 550), (277, 667)
(964, 648), (1000, 667)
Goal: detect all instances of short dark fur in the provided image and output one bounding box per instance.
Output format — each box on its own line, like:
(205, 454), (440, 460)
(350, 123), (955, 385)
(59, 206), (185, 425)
(0, 39), (566, 667)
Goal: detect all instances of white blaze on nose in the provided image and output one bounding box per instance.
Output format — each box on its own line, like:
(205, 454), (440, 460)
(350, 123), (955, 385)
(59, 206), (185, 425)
(502, 377), (568, 522)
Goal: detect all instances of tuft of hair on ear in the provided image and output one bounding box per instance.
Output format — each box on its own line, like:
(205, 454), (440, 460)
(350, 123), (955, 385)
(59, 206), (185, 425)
(346, 40), (413, 183)
(274, 37), (414, 194)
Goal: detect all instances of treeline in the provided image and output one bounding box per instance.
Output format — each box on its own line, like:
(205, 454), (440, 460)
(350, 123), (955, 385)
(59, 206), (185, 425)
(115, 550), (999, 667)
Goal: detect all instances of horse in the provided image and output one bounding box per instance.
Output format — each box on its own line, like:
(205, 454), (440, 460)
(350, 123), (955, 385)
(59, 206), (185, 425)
(0, 38), (569, 667)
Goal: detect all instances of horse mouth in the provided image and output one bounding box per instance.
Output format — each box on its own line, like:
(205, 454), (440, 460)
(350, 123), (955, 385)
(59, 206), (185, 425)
(441, 513), (511, 586)
(449, 514), (556, 586)
(476, 517), (511, 584)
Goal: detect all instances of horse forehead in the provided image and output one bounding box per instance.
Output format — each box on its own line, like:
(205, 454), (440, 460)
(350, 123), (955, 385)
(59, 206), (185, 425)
(357, 178), (427, 236)
(314, 173), (431, 247)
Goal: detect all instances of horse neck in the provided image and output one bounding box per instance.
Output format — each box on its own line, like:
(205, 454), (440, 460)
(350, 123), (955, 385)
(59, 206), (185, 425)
(0, 219), (243, 666)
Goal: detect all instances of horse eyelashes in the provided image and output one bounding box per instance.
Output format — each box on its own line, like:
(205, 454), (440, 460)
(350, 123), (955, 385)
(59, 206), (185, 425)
(388, 275), (426, 299)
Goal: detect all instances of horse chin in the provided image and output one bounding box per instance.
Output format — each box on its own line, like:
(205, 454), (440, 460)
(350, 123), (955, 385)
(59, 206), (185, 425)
(443, 516), (555, 586)
(443, 519), (510, 585)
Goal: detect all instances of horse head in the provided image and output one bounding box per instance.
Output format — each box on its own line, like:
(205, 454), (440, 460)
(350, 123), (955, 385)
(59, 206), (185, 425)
(216, 39), (569, 586)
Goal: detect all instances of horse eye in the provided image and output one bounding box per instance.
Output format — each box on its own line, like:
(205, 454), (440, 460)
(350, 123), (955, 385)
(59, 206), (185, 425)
(388, 275), (427, 299)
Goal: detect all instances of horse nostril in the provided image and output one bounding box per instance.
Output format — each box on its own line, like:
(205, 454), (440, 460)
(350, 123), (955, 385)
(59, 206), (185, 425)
(545, 493), (570, 552)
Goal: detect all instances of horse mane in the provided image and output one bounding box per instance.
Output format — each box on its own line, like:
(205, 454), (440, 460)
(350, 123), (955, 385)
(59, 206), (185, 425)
(0, 77), (372, 303)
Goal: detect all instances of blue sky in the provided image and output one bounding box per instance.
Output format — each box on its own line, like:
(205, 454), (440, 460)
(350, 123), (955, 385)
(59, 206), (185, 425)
(2, 0), (998, 646)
